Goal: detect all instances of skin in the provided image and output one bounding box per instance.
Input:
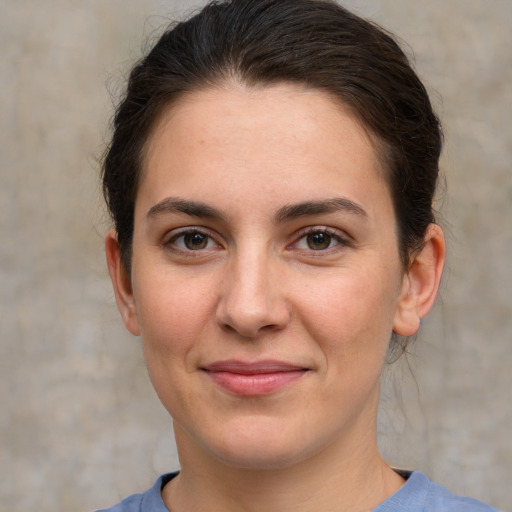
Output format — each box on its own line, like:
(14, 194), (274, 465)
(106, 82), (445, 512)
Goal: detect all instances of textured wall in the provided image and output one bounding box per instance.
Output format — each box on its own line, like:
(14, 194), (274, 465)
(1, 1), (510, 511)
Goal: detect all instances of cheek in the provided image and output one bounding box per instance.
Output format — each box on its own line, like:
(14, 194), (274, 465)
(133, 269), (218, 361)
(133, 270), (220, 415)
(296, 267), (400, 361)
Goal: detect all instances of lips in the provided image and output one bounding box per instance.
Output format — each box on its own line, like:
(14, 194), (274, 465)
(201, 360), (309, 396)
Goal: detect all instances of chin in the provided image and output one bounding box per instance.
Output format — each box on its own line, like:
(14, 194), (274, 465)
(213, 444), (308, 471)
(199, 419), (322, 471)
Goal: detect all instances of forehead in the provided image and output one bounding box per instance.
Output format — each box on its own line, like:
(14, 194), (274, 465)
(139, 82), (390, 218)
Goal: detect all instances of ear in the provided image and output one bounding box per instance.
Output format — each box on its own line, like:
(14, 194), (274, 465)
(393, 224), (446, 337)
(105, 230), (140, 336)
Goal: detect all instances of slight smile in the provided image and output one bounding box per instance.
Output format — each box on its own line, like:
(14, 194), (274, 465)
(201, 360), (310, 396)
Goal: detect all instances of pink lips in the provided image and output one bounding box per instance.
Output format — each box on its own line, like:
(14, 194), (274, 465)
(202, 360), (308, 396)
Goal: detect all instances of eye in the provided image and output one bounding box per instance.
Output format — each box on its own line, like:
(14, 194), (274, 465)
(293, 228), (347, 251)
(305, 231), (333, 250)
(167, 229), (219, 251)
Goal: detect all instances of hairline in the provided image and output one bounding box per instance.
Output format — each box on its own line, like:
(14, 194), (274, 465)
(124, 76), (409, 271)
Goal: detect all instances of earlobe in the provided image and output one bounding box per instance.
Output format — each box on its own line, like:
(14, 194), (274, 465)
(393, 224), (446, 337)
(105, 230), (140, 336)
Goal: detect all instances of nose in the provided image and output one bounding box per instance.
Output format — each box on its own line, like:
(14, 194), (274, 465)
(215, 248), (291, 338)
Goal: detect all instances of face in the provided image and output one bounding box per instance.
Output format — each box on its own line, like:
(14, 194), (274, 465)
(108, 83), (427, 470)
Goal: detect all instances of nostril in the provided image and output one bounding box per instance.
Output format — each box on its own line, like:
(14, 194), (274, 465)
(216, 304), (291, 339)
(215, 264), (291, 337)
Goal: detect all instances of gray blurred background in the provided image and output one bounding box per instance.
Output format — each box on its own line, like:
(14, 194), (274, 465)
(1, 1), (510, 511)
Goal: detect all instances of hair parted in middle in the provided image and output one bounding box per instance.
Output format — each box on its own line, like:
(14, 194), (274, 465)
(103, 0), (442, 274)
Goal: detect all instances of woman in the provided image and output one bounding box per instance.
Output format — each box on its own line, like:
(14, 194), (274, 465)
(98, 0), (499, 510)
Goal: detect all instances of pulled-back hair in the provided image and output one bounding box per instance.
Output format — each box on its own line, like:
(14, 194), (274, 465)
(102, 0), (442, 273)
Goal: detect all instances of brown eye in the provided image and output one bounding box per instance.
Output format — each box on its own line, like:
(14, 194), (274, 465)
(169, 230), (218, 251)
(183, 232), (209, 250)
(306, 231), (332, 250)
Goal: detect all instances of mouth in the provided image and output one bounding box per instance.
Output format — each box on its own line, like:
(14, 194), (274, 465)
(201, 360), (309, 396)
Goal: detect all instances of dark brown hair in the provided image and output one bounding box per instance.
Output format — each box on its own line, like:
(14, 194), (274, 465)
(102, 0), (442, 273)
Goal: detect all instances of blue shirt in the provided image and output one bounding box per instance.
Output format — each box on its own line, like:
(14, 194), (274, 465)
(95, 470), (500, 511)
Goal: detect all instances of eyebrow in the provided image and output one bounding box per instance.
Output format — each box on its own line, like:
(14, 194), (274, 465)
(147, 197), (226, 221)
(146, 196), (367, 223)
(274, 197), (368, 223)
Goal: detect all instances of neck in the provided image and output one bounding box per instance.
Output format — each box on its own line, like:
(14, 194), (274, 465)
(163, 414), (404, 512)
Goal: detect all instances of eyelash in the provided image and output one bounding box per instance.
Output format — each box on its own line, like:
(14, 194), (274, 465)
(291, 227), (351, 253)
(164, 228), (221, 253)
(164, 226), (350, 255)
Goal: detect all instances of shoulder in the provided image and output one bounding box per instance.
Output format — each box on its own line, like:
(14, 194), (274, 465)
(424, 477), (501, 512)
(374, 471), (500, 512)
(92, 473), (177, 512)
